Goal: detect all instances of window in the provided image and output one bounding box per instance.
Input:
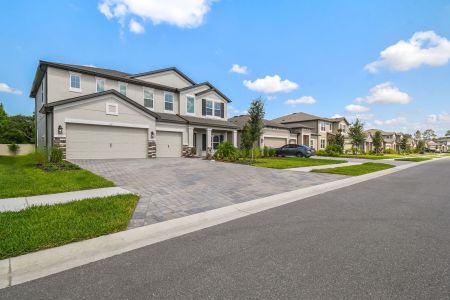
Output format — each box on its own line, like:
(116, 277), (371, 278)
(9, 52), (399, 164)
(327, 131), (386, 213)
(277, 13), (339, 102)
(165, 93), (174, 111)
(96, 78), (105, 93)
(214, 102), (222, 117)
(118, 82), (127, 96)
(320, 139), (326, 149)
(69, 73), (81, 92)
(106, 103), (118, 116)
(320, 122), (326, 131)
(212, 135), (224, 150)
(186, 95), (195, 114)
(144, 88), (154, 109)
(206, 100), (213, 116)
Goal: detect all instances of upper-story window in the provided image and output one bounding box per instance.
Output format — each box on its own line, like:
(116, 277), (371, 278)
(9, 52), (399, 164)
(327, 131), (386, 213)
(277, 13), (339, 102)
(205, 100), (224, 118)
(96, 78), (105, 93)
(186, 95), (195, 114)
(320, 122), (326, 131)
(214, 102), (222, 117)
(164, 92), (174, 112)
(118, 82), (127, 96)
(144, 88), (154, 109)
(69, 72), (81, 92)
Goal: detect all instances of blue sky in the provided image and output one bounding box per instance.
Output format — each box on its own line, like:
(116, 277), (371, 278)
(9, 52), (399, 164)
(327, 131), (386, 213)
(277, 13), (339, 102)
(1, 0), (450, 135)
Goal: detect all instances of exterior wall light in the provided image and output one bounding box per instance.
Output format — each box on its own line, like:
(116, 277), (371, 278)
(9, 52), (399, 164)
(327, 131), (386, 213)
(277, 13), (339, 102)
(58, 125), (63, 135)
(151, 131), (155, 139)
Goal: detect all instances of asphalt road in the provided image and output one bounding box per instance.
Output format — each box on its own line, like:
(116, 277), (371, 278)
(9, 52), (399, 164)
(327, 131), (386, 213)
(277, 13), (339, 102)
(2, 159), (450, 299)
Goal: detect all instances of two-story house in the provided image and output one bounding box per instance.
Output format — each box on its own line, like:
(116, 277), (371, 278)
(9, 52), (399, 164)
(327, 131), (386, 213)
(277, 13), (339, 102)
(271, 112), (349, 150)
(365, 129), (399, 152)
(30, 61), (238, 159)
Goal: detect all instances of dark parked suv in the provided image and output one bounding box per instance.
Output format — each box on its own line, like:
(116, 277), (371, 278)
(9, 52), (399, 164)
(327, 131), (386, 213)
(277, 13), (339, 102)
(275, 144), (314, 158)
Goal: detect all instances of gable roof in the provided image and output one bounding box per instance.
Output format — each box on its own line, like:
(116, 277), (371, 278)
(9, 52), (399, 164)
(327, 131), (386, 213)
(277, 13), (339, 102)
(195, 87), (231, 103)
(365, 129), (396, 136)
(129, 67), (196, 85)
(39, 90), (160, 119)
(229, 115), (289, 130)
(272, 112), (346, 124)
(179, 115), (239, 129)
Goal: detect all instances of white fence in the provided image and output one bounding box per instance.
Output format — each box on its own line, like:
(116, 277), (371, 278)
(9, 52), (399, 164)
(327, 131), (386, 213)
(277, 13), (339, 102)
(0, 144), (35, 156)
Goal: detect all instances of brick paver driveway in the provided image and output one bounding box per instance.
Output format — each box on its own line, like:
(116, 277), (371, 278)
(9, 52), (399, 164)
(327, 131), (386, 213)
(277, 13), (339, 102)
(73, 158), (345, 228)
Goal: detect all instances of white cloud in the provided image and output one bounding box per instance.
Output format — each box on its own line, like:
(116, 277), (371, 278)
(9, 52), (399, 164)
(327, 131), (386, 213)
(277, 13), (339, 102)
(427, 112), (450, 124)
(98, 0), (214, 33)
(373, 117), (408, 126)
(129, 19), (145, 33)
(345, 104), (370, 113)
(331, 114), (343, 118)
(266, 95), (277, 101)
(230, 64), (248, 74)
(365, 31), (450, 73)
(228, 105), (247, 117)
(355, 82), (411, 105)
(0, 83), (22, 95)
(243, 75), (298, 93)
(284, 96), (316, 106)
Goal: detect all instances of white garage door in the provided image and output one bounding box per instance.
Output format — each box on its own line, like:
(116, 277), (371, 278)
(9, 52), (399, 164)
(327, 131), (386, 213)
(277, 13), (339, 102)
(66, 124), (148, 159)
(156, 131), (182, 157)
(264, 137), (287, 148)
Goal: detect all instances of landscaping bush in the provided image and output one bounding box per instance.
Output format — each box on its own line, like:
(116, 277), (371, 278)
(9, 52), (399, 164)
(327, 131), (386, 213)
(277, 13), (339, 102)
(31, 148), (48, 166)
(50, 147), (64, 163)
(316, 150), (328, 156)
(368, 150), (384, 156)
(39, 161), (81, 172)
(190, 146), (197, 156)
(325, 144), (343, 156)
(8, 143), (20, 156)
(267, 147), (276, 157)
(262, 146), (276, 157)
(213, 142), (239, 161)
(383, 148), (396, 154)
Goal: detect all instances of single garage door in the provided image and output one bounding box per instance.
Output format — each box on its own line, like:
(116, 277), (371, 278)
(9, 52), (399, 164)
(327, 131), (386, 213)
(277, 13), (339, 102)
(264, 137), (287, 148)
(66, 123), (148, 159)
(156, 131), (182, 157)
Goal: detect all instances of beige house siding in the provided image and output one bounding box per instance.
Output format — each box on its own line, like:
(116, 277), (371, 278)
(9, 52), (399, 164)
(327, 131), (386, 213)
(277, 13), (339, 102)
(134, 70), (192, 89)
(179, 85), (210, 117)
(52, 94), (157, 141)
(35, 74), (47, 148)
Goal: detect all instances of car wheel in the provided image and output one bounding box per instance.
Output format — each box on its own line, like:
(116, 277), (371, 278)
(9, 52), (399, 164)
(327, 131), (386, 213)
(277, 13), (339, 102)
(296, 152), (303, 158)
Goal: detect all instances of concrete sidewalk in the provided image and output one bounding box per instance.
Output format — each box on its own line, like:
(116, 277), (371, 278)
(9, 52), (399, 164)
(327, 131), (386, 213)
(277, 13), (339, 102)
(0, 187), (131, 212)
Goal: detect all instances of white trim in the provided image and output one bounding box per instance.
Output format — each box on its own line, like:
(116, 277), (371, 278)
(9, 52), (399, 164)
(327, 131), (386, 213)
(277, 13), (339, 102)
(105, 102), (119, 116)
(185, 94), (195, 115)
(118, 82), (128, 96)
(96, 78), (106, 93)
(69, 72), (81, 93)
(164, 91), (175, 113)
(65, 118), (150, 129)
(143, 87), (154, 110)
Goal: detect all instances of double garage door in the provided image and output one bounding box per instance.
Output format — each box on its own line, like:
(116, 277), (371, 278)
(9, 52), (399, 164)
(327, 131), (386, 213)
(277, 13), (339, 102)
(66, 124), (148, 159)
(264, 137), (287, 148)
(66, 124), (183, 159)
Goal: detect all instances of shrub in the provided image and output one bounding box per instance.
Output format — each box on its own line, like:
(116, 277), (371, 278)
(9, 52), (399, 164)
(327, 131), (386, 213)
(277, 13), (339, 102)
(190, 146), (197, 156)
(316, 150), (328, 156)
(325, 144), (343, 155)
(31, 148), (48, 165)
(8, 143), (20, 156)
(262, 146), (276, 157)
(50, 147), (64, 163)
(213, 142), (239, 161)
(383, 148), (396, 154)
(267, 147), (276, 157)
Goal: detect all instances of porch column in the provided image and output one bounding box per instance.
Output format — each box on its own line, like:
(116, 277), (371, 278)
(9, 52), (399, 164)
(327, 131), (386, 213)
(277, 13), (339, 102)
(206, 128), (212, 151)
(188, 126), (194, 147)
(232, 130), (237, 147)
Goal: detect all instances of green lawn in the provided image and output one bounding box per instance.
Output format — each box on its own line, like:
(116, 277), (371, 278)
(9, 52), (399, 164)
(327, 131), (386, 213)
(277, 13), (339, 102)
(0, 194), (139, 259)
(252, 157), (347, 169)
(0, 155), (114, 198)
(335, 154), (402, 160)
(394, 157), (432, 162)
(311, 162), (395, 176)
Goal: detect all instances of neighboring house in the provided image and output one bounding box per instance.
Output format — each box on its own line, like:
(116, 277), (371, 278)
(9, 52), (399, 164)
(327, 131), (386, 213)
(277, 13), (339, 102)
(272, 112), (349, 150)
(30, 61), (238, 159)
(365, 129), (400, 152)
(436, 136), (450, 152)
(427, 139), (448, 152)
(229, 115), (307, 148)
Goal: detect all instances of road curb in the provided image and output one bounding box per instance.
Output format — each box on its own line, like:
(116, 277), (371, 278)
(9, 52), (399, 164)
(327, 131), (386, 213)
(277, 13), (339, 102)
(1, 157), (448, 289)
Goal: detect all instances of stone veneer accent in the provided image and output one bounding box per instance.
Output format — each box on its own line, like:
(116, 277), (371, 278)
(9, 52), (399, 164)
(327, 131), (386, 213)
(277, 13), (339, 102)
(53, 137), (67, 159)
(148, 140), (156, 158)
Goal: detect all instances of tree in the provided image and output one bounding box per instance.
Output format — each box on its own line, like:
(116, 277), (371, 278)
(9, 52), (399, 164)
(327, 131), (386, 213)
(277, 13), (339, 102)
(0, 103), (35, 144)
(246, 97), (265, 160)
(422, 129), (436, 141)
(446, 130), (450, 137)
(327, 130), (344, 154)
(414, 130), (422, 141)
(400, 135), (409, 153)
(348, 119), (366, 154)
(373, 130), (383, 154)
(416, 139), (426, 152)
(240, 123), (253, 151)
